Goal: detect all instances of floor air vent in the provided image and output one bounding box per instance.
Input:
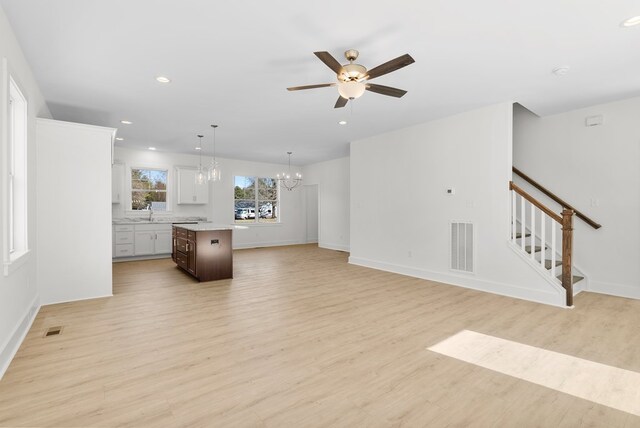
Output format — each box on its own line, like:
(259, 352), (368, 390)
(450, 222), (474, 273)
(44, 326), (63, 337)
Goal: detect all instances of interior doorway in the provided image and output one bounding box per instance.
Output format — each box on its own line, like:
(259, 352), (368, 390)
(304, 184), (319, 244)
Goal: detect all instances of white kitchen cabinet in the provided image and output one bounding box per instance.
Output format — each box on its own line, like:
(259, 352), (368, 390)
(155, 230), (173, 254)
(113, 224), (173, 258)
(113, 225), (134, 257)
(112, 162), (124, 204)
(176, 167), (209, 204)
(133, 224), (173, 256)
(134, 231), (156, 256)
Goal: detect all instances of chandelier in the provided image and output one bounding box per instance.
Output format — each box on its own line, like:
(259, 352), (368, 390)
(277, 152), (302, 191)
(208, 124), (221, 181)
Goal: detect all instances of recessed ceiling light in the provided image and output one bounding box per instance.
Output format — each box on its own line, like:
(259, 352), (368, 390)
(195, 147), (202, 150)
(622, 16), (640, 27)
(121, 120), (133, 125)
(156, 76), (171, 83)
(552, 66), (570, 76)
(115, 137), (124, 141)
(148, 147), (156, 151)
(338, 120), (347, 125)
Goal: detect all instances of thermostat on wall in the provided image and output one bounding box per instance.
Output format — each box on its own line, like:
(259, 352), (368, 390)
(585, 115), (603, 127)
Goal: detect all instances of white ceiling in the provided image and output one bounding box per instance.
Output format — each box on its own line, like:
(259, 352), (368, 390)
(2, 0), (640, 165)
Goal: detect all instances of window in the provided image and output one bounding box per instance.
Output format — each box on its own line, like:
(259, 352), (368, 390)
(234, 176), (279, 223)
(6, 76), (28, 261)
(131, 168), (168, 211)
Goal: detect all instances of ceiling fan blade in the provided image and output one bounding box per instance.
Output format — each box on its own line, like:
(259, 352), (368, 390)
(314, 51), (344, 75)
(287, 83), (336, 91)
(366, 84), (407, 98)
(334, 96), (348, 108)
(366, 54), (415, 80)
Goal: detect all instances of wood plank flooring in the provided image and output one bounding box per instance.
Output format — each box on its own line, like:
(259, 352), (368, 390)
(1, 244), (639, 427)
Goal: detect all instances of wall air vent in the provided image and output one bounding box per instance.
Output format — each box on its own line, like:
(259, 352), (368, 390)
(450, 222), (474, 273)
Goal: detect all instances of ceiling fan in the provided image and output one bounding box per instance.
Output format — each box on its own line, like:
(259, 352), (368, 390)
(287, 49), (415, 108)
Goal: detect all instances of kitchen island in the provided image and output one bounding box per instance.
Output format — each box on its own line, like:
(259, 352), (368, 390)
(172, 223), (233, 281)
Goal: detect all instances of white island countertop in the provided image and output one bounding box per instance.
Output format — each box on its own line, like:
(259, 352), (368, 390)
(173, 223), (248, 231)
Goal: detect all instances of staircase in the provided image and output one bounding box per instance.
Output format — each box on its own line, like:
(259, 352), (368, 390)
(509, 180), (589, 307)
(510, 222), (586, 303)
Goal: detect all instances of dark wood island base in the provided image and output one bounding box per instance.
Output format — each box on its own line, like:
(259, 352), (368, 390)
(172, 225), (233, 281)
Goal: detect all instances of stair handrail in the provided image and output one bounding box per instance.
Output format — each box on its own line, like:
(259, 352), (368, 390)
(512, 166), (602, 230)
(510, 181), (575, 306)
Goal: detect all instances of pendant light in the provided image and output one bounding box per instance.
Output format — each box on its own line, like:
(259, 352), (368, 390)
(208, 124), (221, 181)
(277, 152), (302, 191)
(195, 134), (206, 185)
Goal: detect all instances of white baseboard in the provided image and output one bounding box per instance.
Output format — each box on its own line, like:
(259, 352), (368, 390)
(112, 254), (171, 263)
(233, 240), (303, 250)
(41, 293), (113, 307)
(0, 295), (40, 380)
(348, 256), (566, 308)
(587, 280), (640, 300)
(319, 242), (350, 252)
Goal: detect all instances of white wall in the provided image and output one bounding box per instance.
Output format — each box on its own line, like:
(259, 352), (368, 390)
(37, 119), (114, 305)
(513, 100), (640, 299)
(0, 4), (51, 378)
(349, 103), (567, 306)
(114, 146), (307, 249)
(303, 157), (350, 251)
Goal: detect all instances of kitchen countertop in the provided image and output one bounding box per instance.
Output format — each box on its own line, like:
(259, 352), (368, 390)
(113, 216), (207, 225)
(173, 223), (248, 231)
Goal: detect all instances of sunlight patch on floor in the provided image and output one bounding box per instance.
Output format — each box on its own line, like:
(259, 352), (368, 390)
(428, 330), (640, 416)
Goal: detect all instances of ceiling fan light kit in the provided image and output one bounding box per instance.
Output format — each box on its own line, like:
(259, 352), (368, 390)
(287, 49), (415, 108)
(338, 81), (366, 99)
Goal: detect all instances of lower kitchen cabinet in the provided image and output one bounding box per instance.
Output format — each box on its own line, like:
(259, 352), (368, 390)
(113, 223), (173, 258)
(155, 230), (172, 254)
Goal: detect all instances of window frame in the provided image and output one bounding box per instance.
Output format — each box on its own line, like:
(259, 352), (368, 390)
(128, 166), (170, 212)
(234, 176), (280, 225)
(2, 62), (30, 275)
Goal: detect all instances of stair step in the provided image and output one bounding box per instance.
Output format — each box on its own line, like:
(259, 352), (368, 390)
(544, 260), (563, 270)
(556, 275), (584, 285)
(515, 232), (532, 239)
(524, 245), (545, 254)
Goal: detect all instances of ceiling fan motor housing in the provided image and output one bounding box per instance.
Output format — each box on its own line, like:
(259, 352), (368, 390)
(340, 63), (367, 81)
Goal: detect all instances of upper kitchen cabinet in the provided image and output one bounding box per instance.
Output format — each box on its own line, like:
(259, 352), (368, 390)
(176, 167), (208, 205)
(112, 162), (124, 204)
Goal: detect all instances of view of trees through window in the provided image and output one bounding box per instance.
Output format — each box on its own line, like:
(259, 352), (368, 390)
(131, 168), (168, 211)
(234, 176), (278, 223)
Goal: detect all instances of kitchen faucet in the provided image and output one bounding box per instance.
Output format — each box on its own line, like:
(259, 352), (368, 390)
(148, 208), (153, 221)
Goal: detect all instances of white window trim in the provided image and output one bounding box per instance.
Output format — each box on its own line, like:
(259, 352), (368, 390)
(126, 165), (172, 213)
(2, 59), (30, 276)
(234, 176), (280, 225)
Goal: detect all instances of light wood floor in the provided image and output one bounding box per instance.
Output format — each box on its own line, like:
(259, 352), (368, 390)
(1, 244), (639, 427)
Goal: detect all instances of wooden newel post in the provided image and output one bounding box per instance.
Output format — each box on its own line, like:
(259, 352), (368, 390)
(561, 208), (574, 307)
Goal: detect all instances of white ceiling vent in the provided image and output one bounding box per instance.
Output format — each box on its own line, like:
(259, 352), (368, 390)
(450, 222), (474, 273)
